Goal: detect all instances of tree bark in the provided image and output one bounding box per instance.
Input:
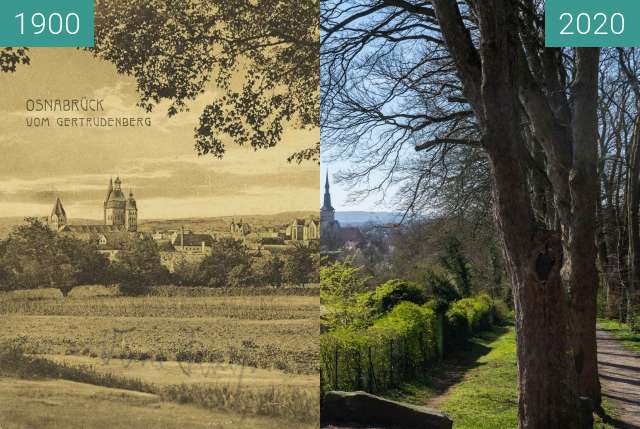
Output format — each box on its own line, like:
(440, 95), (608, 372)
(626, 118), (640, 329)
(431, 1), (600, 425)
(567, 48), (601, 406)
(489, 137), (580, 428)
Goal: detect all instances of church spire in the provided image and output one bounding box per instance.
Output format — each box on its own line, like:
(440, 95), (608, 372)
(51, 197), (66, 218)
(322, 171), (333, 211)
(105, 177), (113, 201)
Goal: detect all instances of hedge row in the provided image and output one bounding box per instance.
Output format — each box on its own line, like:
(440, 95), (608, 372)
(321, 302), (438, 393)
(444, 294), (493, 350)
(321, 295), (496, 394)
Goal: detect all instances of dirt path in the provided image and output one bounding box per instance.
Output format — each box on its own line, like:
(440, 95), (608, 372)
(597, 329), (640, 428)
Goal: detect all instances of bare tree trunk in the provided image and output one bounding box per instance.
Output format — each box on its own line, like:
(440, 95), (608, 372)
(599, 201), (623, 318)
(627, 118), (640, 329)
(488, 130), (581, 428)
(429, 1), (600, 425)
(568, 48), (601, 406)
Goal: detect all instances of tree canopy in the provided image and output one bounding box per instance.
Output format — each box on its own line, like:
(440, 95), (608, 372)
(3, 0), (319, 162)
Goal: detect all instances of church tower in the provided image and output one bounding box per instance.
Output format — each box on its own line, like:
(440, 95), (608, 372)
(103, 178), (113, 224)
(50, 198), (67, 231)
(126, 191), (138, 232)
(320, 171), (335, 225)
(104, 177), (127, 228)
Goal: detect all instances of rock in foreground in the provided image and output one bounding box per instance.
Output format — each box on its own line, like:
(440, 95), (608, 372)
(322, 390), (453, 429)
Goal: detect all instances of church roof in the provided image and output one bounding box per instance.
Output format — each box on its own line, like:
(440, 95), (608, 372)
(126, 192), (137, 209)
(173, 233), (215, 247)
(51, 198), (66, 218)
(96, 231), (132, 250)
(106, 189), (126, 202)
(293, 218), (319, 226)
(156, 240), (175, 251)
(60, 224), (127, 233)
(339, 227), (364, 243)
(105, 178), (113, 202)
(105, 177), (127, 205)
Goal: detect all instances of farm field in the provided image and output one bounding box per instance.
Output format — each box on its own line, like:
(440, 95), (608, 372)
(0, 286), (320, 427)
(38, 355), (318, 387)
(0, 377), (315, 429)
(1, 287), (319, 374)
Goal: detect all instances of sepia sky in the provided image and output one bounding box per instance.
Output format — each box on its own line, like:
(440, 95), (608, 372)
(0, 49), (319, 220)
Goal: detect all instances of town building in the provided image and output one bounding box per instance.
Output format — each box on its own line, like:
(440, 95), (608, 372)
(320, 173), (364, 250)
(287, 217), (320, 242)
(48, 177), (138, 234)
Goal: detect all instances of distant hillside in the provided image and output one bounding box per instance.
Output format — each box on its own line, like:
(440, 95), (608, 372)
(335, 211), (404, 227)
(0, 217), (25, 238)
(0, 217), (110, 238)
(0, 211), (319, 238)
(138, 211), (319, 233)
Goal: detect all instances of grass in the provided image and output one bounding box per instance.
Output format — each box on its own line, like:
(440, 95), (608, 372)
(0, 341), (154, 393)
(0, 291), (318, 320)
(438, 329), (518, 429)
(0, 288), (319, 374)
(597, 318), (640, 353)
(0, 338), (319, 424)
(0, 285), (320, 426)
(378, 328), (517, 428)
(40, 354), (318, 387)
(0, 377), (315, 429)
(593, 400), (620, 429)
(387, 327), (621, 429)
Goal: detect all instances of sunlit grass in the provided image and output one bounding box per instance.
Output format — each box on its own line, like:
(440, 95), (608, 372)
(597, 318), (640, 353)
(438, 329), (518, 429)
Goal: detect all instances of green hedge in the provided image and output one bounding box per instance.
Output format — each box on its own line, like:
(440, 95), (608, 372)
(444, 294), (493, 350)
(321, 302), (437, 393)
(321, 294), (500, 394)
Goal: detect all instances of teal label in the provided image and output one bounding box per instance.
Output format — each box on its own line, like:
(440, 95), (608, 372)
(0, 1), (94, 47)
(546, 0), (640, 47)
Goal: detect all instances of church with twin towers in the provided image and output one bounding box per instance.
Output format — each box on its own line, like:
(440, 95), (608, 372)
(48, 177), (138, 233)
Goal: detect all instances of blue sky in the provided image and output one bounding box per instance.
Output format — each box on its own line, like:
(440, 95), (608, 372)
(320, 161), (398, 212)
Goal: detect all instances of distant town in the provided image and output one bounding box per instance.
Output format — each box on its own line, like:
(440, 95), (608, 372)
(42, 176), (320, 273)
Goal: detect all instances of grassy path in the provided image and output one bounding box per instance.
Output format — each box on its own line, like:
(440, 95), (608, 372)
(384, 327), (518, 428)
(388, 327), (620, 428)
(435, 328), (518, 429)
(596, 320), (640, 428)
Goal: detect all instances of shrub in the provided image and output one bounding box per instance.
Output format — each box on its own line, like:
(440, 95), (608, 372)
(424, 269), (461, 310)
(118, 275), (148, 296)
(368, 279), (427, 314)
(444, 294), (494, 350)
(199, 238), (253, 288)
(321, 302), (437, 393)
(444, 305), (470, 350)
(492, 299), (513, 325)
(161, 384), (319, 423)
(320, 261), (370, 330)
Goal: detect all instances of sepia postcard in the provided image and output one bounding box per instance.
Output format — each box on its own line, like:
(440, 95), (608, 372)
(0, 1), (320, 428)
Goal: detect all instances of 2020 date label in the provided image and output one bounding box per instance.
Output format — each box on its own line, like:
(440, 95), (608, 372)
(0, 1), (93, 47)
(546, 0), (639, 47)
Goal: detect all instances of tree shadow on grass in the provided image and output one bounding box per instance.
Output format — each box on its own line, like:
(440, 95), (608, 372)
(384, 327), (510, 405)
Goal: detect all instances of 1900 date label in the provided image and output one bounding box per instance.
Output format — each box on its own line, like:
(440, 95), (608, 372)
(0, 1), (93, 47)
